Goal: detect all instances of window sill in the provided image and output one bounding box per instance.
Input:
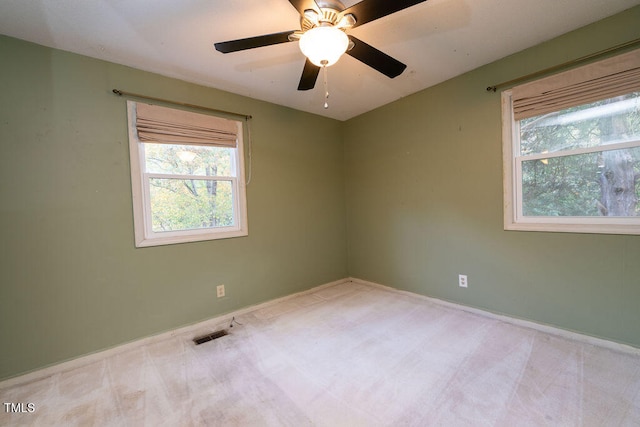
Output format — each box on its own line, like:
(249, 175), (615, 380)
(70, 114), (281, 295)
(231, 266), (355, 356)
(135, 228), (248, 247)
(504, 219), (640, 235)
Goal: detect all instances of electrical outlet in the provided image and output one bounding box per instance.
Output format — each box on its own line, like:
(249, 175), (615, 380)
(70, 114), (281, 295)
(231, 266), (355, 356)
(216, 284), (225, 298)
(458, 274), (468, 288)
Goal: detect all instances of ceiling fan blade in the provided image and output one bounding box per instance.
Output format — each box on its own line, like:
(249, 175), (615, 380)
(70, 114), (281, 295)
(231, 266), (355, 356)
(214, 31), (296, 53)
(346, 36), (406, 78)
(288, 0), (321, 16)
(341, 0), (428, 28)
(298, 58), (321, 90)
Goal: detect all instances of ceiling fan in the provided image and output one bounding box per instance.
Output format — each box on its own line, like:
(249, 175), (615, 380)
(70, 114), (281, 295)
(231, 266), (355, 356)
(214, 0), (428, 93)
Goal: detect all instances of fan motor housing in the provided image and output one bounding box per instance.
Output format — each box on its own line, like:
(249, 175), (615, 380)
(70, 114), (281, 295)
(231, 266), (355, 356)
(301, 0), (346, 30)
(315, 0), (346, 11)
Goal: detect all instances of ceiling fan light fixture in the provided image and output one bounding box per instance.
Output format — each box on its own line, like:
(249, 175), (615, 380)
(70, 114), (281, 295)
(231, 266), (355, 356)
(299, 26), (349, 67)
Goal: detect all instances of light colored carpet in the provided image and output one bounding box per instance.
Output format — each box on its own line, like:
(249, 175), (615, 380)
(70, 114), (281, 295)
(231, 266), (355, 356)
(1, 281), (639, 426)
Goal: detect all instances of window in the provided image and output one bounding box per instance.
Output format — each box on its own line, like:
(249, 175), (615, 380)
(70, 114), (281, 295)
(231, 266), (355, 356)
(127, 101), (248, 247)
(502, 49), (640, 234)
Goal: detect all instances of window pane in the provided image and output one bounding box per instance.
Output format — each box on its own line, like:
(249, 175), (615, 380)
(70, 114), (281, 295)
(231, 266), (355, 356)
(522, 147), (640, 217)
(144, 143), (234, 177)
(149, 178), (234, 232)
(520, 92), (640, 156)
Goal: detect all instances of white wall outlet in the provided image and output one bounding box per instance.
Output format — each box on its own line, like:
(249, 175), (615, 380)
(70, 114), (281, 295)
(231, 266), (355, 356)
(458, 274), (468, 288)
(216, 284), (225, 298)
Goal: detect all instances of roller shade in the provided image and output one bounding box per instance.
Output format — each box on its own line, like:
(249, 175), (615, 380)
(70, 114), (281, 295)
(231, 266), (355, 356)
(512, 48), (640, 121)
(135, 102), (238, 147)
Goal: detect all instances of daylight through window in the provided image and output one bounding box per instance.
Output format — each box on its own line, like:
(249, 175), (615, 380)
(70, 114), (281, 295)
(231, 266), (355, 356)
(502, 49), (640, 234)
(127, 101), (248, 247)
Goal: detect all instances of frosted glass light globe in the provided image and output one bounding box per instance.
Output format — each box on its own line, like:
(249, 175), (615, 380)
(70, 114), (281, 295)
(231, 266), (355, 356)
(299, 26), (349, 67)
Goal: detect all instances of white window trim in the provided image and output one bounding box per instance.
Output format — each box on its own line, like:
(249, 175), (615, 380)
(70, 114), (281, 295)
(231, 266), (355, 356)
(127, 101), (248, 247)
(502, 90), (640, 235)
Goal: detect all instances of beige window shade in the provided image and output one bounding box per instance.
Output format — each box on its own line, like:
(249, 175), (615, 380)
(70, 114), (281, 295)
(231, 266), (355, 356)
(135, 102), (238, 147)
(512, 48), (640, 121)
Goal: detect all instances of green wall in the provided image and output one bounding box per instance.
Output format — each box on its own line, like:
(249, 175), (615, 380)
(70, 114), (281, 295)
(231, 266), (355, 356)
(0, 36), (347, 380)
(2, 6), (640, 381)
(344, 7), (640, 347)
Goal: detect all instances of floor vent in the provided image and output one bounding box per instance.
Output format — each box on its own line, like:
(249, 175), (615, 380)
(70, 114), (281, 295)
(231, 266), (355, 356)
(193, 330), (228, 345)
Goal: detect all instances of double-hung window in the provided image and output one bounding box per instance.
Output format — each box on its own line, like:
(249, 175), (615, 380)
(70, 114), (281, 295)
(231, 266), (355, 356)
(127, 101), (248, 247)
(502, 49), (640, 234)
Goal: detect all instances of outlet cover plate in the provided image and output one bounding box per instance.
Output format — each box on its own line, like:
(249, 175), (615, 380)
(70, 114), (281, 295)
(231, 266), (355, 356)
(459, 275), (468, 288)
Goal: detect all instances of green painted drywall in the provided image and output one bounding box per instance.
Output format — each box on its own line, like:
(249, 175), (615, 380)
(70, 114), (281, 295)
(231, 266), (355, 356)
(0, 36), (347, 380)
(344, 6), (640, 347)
(2, 6), (639, 382)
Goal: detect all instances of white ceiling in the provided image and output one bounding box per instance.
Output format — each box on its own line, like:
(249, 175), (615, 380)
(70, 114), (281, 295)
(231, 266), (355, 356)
(1, 0), (639, 120)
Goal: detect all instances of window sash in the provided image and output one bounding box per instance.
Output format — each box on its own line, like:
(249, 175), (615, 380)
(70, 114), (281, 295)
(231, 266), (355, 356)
(144, 172), (238, 181)
(142, 176), (239, 237)
(517, 138), (640, 162)
(514, 147), (640, 218)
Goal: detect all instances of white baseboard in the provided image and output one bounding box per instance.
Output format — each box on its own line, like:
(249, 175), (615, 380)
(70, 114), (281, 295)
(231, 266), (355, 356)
(3, 275), (637, 389)
(0, 277), (351, 389)
(350, 277), (640, 356)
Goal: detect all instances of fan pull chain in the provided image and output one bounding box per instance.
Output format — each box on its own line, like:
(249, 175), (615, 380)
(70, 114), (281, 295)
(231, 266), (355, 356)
(322, 62), (329, 109)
